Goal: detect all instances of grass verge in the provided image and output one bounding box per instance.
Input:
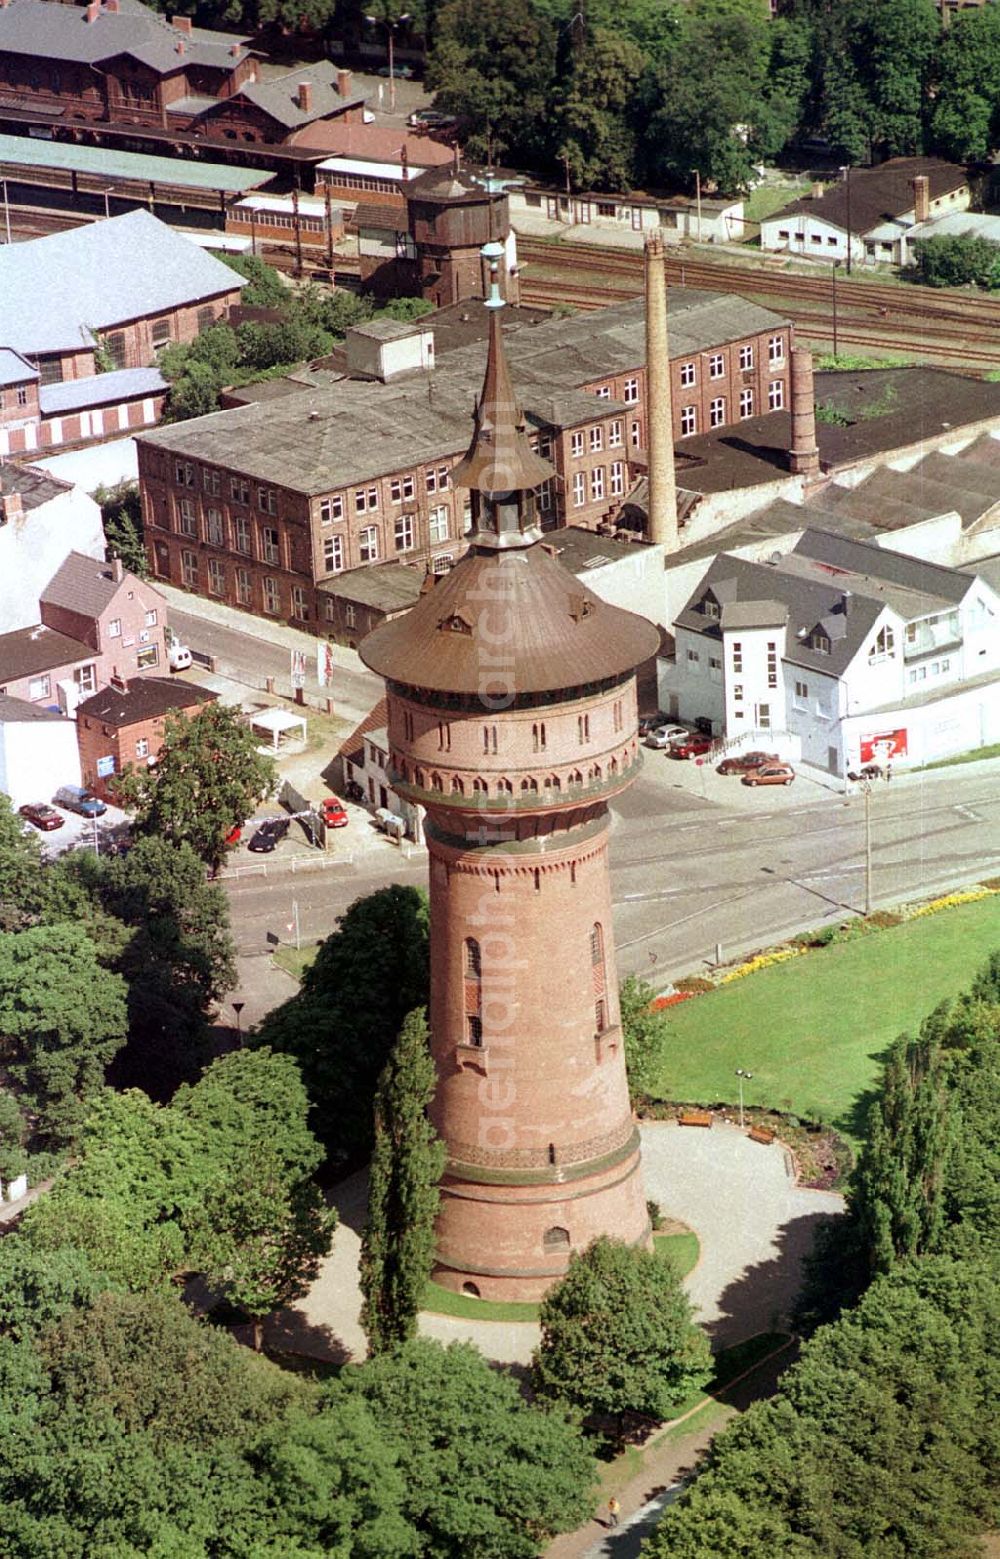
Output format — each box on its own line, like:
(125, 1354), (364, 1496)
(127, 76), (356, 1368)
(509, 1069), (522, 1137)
(648, 896), (1000, 1147)
(920, 742), (1000, 771)
(272, 943), (318, 981)
(421, 1282), (540, 1322)
(654, 1230), (700, 1279)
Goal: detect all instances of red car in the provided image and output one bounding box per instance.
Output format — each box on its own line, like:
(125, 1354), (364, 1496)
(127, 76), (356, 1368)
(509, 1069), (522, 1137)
(742, 762), (796, 787)
(716, 750), (779, 777)
(19, 802), (64, 831)
(668, 733), (713, 759)
(320, 797), (349, 828)
(224, 824), (242, 846)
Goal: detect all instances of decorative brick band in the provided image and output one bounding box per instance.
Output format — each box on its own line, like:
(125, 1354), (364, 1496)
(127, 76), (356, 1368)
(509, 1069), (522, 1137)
(448, 1115), (634, 1171)
(433, 1221), (652, 1281)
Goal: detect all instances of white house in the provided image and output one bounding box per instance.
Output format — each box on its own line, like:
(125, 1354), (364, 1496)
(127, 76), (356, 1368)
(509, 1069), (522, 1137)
(663, 528), (1000, 774)
(865, 209), (1000, 269)
(0, 466), (105, 635)
(0, 696), (81, 808)
(761, 158), (971, 268)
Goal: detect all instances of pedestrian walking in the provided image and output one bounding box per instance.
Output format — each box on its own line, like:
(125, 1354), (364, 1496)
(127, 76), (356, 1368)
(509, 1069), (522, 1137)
(608, 1496), (621, 1528)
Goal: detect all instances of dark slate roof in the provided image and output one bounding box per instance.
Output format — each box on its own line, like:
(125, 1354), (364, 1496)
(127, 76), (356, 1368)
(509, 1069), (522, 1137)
(0, 0), (253, 74)
(221, 61), (357, 130)
(720, 599), (788, 629)
(769, 158), (969, 235)
(76, 675), (215, 727)
(0, 624), (93, 681)
(337, 694), (389, 767)
(319, 563), (425, 612)
(41, 552), (125, 617)
(0, 210), (244, 356)
(791, 529), (972, 605)
(0, 693), (65, 723)
(1, 461), (72, 513)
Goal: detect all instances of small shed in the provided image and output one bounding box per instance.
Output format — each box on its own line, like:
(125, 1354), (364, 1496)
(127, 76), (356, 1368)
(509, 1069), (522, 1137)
(249, 706), (307, 752)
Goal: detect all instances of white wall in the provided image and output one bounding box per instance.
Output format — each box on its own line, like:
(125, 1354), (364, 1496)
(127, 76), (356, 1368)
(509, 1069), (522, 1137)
(760, 211), (863, 266)
(578, 543), (667, 629)
(0, 718), (81, 808)
(0, 486), (105, 635)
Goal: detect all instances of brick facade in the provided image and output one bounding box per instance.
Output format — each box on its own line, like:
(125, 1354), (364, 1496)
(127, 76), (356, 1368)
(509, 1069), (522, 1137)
(77, 681), (215, 799)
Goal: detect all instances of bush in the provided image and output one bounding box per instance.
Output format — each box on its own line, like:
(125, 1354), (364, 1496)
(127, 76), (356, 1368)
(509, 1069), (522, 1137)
(911, 233), (1000, 290)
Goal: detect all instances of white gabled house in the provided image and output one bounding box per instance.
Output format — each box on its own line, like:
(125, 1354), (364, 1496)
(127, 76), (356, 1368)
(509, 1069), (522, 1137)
(663, 528), (1000, 774)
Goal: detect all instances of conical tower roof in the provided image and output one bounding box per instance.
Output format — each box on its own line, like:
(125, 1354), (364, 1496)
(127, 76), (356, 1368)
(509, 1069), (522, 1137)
(451, 306), (555, 500)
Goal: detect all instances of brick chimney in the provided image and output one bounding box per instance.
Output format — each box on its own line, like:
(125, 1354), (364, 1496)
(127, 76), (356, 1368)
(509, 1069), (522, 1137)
(912, 174), (930, 225)
(1, 491), (24, 525)
(336, 67), (352, 98)
(810, 181), (824, 199)
(788, 347), (820, 477)
(229, 41), (240, 56)
(644, 231), (678, 553)
(111, 555), (124, 583)
(297, 80), (313, 113)
(85, 0), (101, 22)
(105, 0), (119, 12)
(172, 14), (193, 31)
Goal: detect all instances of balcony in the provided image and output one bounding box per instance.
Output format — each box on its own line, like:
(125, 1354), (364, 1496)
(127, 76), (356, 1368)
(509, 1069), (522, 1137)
(903, 623), (961, 661)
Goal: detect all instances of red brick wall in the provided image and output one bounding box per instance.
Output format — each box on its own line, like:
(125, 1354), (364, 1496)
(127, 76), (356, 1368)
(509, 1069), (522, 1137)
(0, 378), (40, 429)
(78, 694), (213, 799)
(40, 577), (167, 684)
(0, 656), (93, 706)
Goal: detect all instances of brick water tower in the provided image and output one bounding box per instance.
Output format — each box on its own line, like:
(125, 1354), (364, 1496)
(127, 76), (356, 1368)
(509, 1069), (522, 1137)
(360, 260), (658, 1301)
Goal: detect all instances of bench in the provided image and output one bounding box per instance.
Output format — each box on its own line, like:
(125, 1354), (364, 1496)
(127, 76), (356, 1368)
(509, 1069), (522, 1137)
(748, 1125), (776, 1146)
(678, 1110), (713, 1129)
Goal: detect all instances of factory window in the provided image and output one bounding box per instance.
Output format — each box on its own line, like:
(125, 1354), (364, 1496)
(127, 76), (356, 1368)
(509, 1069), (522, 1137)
(590, 466), (605, 501)
(589, 425), (603, 452)
(16, 386), (28, 407)
(345, 604), (356, 629)
(394, 515), (414, 552)
(151, 319), (171, 349)
(235, 568), (251, 605)
(319, 494), (344, 523)
(608, 419), (623, 447)
(433, 553), (454, 573)
(572, 471), (586, 508)
(680, 405), (697, 436)
(680, 361), (696, 387)
(108, 618), (122, 638)
(206, 508), (224, 546)
(202, 467), (221, 496)
(768, 334), (785, 365)
(105, 331), (127, 370)
(292, 586), (309, 621)
(177, 497), (197, 537)
(390, 474), (415, 503)
(570, 431), (584, 458)
(709, 353), (725, 379)
(532, 721), (546, 752)
(359, 526), (379, 563)
(233, 515), (251, 555)
(429, 505), (449, 542)
(465, 937), (481, 977)
(261, 526), (280, 565)
(181, 550), (198, 588)
(709, 655), (722, 682)
(208, 559), (225, 596)
(323, 535), (344, 573)
(709, 397), (726, 427)
(595, 385), (612, 399)
(869, 625), (895, 663)
(262, 577), (280, 615)
(794, 679), (808, 703)
(230, 477), (250, 505)
(630, 419), (642, 447)
(767, 641), (778, 688)
(768, 379), (785, 410)
(466, 1015), (483, 1047)
(145, 610), (157, 628)
(610, 461), (625, 496)
(543, 1226), (570, 1250)
(739, 344), (754, 370)
(257, 486), (277, 515)
(732, 641), (743, 672)
(175, 460), (194, 487)
(28, 674), (51, 701)
(624, 377), (639, 403)
(135, 737), (149, 759)
(739, 388), (754, 419)
(354, 486), (378, 513)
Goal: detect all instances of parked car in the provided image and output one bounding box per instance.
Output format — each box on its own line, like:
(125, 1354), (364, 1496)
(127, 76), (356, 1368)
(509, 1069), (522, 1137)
(638, 712), (670, 736)
(668, 733), (714, 759)
(19, 802), (64, 831)
(407, 108), (456, 130)
(52, 783), (107, 817)
(247, 817), (290, 852)
(166, 626), (192, 673)
(742, 762), (796, 787)
(715, 750), (779, 777)
(376, 63), (414, 78)
(224, 824), (242, 846)
(320, 797), (349, 828)
(645, 724), (688, 750)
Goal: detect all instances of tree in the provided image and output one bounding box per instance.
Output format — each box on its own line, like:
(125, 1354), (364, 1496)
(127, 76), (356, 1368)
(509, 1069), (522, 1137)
(931, 5), (1000, 162)
(332, 1338), (597, 1555)
(533, 1236), (711, 1428)
(427, 0), (558, 165)
(97, 836), (236, 1093)
(114, 702), (275, 873)
(0, 793), (46, 931)
(0, 1241), (113, 1343)
(163, 356), (225, 422)
(360, 1008), (445, 1354)
(851, 1033), (951, 1276)
(549, 28), (647, 192)
(619, 974), (667, 1098)
(0, 925), (128, 1148)
(93, 480), (147, 578)
(220, 252), (290, 308)
(910, 235), (1000, 291)
(256, 884), (430, 1164)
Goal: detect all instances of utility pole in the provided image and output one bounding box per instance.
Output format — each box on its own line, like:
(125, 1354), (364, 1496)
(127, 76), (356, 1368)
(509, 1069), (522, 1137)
(832, 259), (839, 358)
(864, 782), (872, 916)
(693, 168), (702, 243)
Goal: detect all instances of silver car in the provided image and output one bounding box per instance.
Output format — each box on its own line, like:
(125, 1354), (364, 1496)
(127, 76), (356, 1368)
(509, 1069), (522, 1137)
(644, 724), (688, 749)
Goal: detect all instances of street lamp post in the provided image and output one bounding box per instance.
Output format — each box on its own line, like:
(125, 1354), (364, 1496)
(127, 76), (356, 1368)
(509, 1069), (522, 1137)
(840, 164), (853, 275)
(365, 11), (410, 113)
(735, 1067), (753, 1129)
(693, 168), (702, 243)
(831, 259), (840, 358)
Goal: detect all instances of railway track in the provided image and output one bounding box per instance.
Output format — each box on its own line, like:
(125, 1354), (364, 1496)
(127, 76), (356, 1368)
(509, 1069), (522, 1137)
(518, 237), (1000, 369)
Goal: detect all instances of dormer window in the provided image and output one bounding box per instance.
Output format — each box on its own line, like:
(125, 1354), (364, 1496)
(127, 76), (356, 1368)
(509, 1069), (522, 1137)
(440, 611), (473, 636)
(702, 596), (720, 620)
(812, 630), (831, 654)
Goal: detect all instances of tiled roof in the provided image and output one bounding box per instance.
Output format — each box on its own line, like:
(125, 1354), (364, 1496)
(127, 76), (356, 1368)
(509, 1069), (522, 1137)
(0, 694), (66, 724)
(223, 60), (359, 130)
(0, 209), (244, 357)
(337, 694), (388, 766)
(0, 461), (72, 514)
(76, 675), (215, 726)
(0, 0), (252, 74)
(294, 120), (454, 163)
(40, 551), (127, 617)
(0, 623), (93, 681)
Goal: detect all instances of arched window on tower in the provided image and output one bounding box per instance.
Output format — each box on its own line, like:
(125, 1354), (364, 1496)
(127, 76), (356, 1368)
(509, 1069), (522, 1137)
(520, 776), (538, 793)
(543, 1225), (570, 1251)
(497, 776), (513, 794)
(451, 775), (465, 795)
(464, 937), (482, 1047)
(431, 771), (442, 791)
(547, 774), (562, 791)
(591, 922), (608, 1033)
(532, 721), (546, 752)
(472, 776), (488, 794)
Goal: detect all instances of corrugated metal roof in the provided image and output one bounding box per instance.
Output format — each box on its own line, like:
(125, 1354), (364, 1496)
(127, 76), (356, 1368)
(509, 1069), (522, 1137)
(0, 209), (244, 356)
(0, 131), (270, 191)
(39, 366), (166, 415)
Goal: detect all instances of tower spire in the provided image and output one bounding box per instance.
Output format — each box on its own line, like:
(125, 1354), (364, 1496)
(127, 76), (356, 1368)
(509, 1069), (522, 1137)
(451, 243), (554, 550)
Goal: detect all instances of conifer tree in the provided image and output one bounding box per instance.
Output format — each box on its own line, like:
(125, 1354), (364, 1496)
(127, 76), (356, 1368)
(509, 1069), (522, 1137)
(360, 1008), (446, 1355)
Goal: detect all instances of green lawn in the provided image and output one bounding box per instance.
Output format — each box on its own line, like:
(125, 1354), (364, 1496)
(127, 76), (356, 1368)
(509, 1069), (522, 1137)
(649, 898), (1000, 1146)
(654, 1230), (699, 1279)
(743, 182), (810, 224)
(272, 944), (318, 981)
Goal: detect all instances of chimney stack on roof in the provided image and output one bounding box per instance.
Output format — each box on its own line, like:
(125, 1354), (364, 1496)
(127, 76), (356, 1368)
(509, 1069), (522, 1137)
(171, 14), (193, 31)
(85, 0), (101, 22)
(110, 673), (128, 694)
(788, 347), (820, 479)
(111, 556), (124, 583)
(912, 174), (931, 225)
(297, 80), (313, 113)
(1, 491), (24, 525)
(336, 67), (352, 98)
(810, 181), (824, 200)
(643, 231), (678, 555)
(229, 41), (240, 55)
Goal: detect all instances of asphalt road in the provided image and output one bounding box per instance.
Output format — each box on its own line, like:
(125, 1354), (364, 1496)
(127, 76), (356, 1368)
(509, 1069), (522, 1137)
(223, 759), (1000, 985)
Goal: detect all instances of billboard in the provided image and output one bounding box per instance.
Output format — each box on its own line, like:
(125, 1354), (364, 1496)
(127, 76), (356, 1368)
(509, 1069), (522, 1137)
(860, 729), (907, 764)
